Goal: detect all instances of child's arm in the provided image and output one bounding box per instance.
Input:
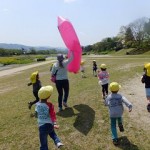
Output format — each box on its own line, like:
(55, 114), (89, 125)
(122, 96), (132, 112)
(47, 102), (59, 129)
(141, 75), (145, 83)
(27, 82), (32, 86)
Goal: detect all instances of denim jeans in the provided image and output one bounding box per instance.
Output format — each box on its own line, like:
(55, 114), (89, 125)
(110, 117), (122, 140)
(39, 123), (60, 150)
(55, 79), (69, 109)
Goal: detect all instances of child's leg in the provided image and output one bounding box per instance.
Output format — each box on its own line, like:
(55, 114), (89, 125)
(110, 118), (118, 140)
(102, 85), (105, 98)
(28, 92), (39, 109)
(48, 124), (62, 147)
(32, 92), (39, 105)
(118, 117), (124, 132)
(39, 124), (48, 150)
(105, 83), (109, 96)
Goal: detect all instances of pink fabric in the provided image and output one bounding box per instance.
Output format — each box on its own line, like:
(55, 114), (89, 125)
(58, 16), (82, 73)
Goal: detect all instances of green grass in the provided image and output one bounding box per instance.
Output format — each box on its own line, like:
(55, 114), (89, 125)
(0, 55), (150, 150)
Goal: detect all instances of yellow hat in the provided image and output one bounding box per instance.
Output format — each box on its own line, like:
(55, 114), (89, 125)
(38, 85), (53, 100)
(144, 63), (150, 69)
(109, 82), (121, 92)
(144, 63), (150, 77)
(100, 64), (107, 69)
(93, 60), (96, 62)
(30, 71), (38, 84)
(80, 60), (85, 65)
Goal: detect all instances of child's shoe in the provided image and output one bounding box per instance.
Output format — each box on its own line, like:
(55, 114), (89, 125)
(56, 142), (64, 148)
(118, 123), (124, 132)
(113, 138), (119, 145)
(28, 102), (32, 110)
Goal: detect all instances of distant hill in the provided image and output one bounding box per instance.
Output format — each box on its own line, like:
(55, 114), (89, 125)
(0, 43), (66, 51)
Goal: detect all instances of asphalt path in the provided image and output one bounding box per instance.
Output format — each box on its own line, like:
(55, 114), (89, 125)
(0, 60), (56, 78)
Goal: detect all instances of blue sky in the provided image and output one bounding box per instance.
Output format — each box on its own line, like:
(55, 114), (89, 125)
(0, 0), (150, 48)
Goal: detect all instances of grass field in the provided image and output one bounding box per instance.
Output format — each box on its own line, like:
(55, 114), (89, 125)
(0, 55), (150, 150)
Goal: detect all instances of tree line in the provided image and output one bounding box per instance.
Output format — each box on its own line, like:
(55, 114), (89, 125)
(83, 17), (150, 54)
(0, 47), (59, 56)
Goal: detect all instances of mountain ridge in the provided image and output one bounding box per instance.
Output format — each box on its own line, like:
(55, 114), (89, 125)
(0, 43), (66, 51)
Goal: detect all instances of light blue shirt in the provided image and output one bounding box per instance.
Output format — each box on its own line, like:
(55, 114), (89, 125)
(35, 102), (52, 126)
(51, 52), (74, 80)
(105, 93), (132, 118)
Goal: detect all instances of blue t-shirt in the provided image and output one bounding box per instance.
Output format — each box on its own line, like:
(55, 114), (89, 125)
(35, 102), (52, 126)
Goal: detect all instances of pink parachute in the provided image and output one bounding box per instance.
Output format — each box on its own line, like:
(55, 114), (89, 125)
(58, 16), (82, 73)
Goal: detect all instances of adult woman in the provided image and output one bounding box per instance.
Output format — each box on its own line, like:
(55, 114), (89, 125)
(51, 52), (74, 112)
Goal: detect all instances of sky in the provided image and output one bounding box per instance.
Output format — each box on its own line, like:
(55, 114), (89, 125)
(0, 0), (150, 48)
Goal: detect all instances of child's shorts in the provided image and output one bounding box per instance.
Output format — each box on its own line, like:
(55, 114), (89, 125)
(145, 88), (150, 97)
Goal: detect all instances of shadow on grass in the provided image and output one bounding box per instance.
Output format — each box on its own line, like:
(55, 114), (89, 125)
(73, 104), (95, 135)
(56, 104), (95, 135)
(56, 107), (76, 118)
(117, 136), (139, 150)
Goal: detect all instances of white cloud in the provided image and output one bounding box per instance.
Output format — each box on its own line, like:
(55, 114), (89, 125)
(64, 0), (76, 3)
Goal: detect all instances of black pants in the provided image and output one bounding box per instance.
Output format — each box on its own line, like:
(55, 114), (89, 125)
(102, 83), (108, 96)
(55, 79), (69, 109)
(31, 91), (39, 105)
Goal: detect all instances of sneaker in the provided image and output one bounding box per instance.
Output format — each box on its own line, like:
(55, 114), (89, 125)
(118, 123), (124, 132)
(63, 102), (68, 108)
(28, 102), (32, 110)
(56, 142), (64, 148)
(113, 138), (119, 145)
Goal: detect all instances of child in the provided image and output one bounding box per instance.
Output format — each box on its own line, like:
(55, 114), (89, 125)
(80, 60), (86, 78)
(141, 63), (150, 112)
(98, 64), (109, 99)
(92, 60), (97, 76)
(105, 82), (132, 145)
(28, 71), (42, 109)
(35, 85), (64, 149)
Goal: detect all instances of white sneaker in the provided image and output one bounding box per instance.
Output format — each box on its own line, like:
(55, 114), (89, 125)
(56, 142), (64, 148)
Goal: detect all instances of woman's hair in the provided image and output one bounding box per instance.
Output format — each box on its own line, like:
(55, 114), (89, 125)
(58, 60), (64, 68)
(57, 54), (64, 68)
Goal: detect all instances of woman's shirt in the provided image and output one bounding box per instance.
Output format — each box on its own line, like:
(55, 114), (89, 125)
(51, 53), (73, 80)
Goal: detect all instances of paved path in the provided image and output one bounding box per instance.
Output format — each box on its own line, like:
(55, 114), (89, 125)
(0, 60), (56, 78)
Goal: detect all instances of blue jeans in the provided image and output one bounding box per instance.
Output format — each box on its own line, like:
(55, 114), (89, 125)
(110, 117), (122, 140)
(39, 123), (60, 150)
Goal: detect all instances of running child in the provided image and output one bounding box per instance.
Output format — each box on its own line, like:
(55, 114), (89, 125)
(92, 60), (97, 76)
(141, 63), (150, 112)
(105, 82), (132, 145)
(28, 71), (41, 109)
(80, 60), (86, 78)
(35, 85), (64, 149)
(98, 64), (109, 99)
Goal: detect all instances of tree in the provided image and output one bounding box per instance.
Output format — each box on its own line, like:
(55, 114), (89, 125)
(129, 17), (148, 47)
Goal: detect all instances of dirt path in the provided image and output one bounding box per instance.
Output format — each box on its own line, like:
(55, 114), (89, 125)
(0, 60), (56, 78)
(122, 75), (150, 130)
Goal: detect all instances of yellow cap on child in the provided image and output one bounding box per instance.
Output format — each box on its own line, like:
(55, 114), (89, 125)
(144, 63), (150, 77)
(100, 64), (107, 69)
(80, 60), (85, 65)
(30, 71), (38, 84)
(38, 86), (53, 100)
(109, 82), (121, 92)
